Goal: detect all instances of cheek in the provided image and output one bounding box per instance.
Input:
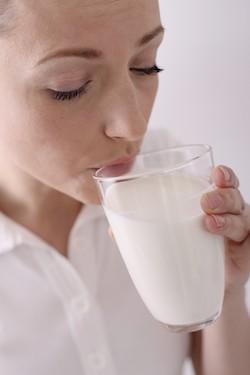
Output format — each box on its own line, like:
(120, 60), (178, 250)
(0, 96), (100, 184)
(139, 78), (159, 120)
(0, 109), (102, 204)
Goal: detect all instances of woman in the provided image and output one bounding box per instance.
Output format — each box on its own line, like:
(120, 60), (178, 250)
(0, 1), (249, 374)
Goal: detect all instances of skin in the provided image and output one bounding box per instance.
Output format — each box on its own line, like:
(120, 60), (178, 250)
(0, 0), (162, 251)
(0, 1), (249, 373)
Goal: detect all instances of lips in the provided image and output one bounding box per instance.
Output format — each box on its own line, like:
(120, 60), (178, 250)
(92, 150), (140, 169)
(93, 155), (137, 178)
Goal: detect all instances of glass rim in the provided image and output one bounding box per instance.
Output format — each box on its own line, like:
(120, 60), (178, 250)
(93, 143), (212, 183)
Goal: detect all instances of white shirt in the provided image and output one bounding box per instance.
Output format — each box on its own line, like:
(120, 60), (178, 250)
(0, 204), (190, 375)
(0, 129), (249, 375)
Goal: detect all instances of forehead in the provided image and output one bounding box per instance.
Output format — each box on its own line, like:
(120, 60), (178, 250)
(11, 0), (160, 63)
(18, 0), (160, 32)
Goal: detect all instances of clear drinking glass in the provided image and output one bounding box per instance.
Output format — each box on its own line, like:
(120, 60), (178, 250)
(93, 145), (225, 333)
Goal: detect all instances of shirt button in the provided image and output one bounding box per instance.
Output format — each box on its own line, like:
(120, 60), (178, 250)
(71, 295), (90, 316)
(88, 351), (106, 370)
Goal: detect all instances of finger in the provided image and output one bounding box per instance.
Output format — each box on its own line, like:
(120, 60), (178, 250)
(203, 213), (249, 242)
(212, 165), (240, 189)
(201, 188), (245, 215)
(227, 235), (250, 278)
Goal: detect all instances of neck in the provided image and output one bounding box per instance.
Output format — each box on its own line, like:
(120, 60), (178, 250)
(0, 161), (83, 257)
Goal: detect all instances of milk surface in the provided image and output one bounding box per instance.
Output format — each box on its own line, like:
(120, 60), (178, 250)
(105, 174), (225, 327)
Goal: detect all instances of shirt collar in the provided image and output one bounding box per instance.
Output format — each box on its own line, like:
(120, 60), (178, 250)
(0, 204), (105, 255)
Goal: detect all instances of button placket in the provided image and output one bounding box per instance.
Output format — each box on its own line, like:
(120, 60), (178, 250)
(71, 295), (90, 317)
(88, 351), (107, 371)
(40, 242), (117, 374)
(68, 300), (117, 375)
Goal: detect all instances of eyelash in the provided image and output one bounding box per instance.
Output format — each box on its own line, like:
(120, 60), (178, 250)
(130, 64), (164, 76)
(51, 64), (164, 102)
(51, 80), (92, 101)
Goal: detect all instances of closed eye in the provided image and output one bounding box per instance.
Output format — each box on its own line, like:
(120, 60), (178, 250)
(130, 64), (164, 76)
(48, 64), (164, 102)
(49, 80), (92, 101)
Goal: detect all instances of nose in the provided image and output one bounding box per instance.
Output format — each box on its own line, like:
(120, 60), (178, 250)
(101, 77), (148, 142)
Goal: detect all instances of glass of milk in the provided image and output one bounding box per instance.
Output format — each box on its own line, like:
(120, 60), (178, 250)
(93, 145), (225, 332)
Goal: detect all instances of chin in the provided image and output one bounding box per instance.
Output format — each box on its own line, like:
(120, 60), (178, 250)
(71, 186), (101, 206)
(58, 171), (102, 206)
(83, 194), (102, 206)
(75, 180), (102, 206)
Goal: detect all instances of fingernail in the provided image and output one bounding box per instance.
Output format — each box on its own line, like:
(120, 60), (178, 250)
(205, 193), (223, 210)
(219, 166), (231, 182)
(212, 215), (226, 228)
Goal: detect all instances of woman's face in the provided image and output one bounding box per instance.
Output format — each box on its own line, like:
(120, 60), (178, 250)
(0, 0), (164, 203)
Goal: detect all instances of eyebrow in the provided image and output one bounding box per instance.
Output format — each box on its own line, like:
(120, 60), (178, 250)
(137, 25), (165, 47)
(36, 25), (165, 66)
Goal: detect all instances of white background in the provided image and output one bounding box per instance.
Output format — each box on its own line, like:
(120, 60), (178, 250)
(150, 0), (250, 201)
(149, 2), (250, 373)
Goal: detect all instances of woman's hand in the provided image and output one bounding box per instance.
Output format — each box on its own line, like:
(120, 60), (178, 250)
(201, 165), (250, 294)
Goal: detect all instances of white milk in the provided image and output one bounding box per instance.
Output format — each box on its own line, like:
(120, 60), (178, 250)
(104, 174), (225, 327)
